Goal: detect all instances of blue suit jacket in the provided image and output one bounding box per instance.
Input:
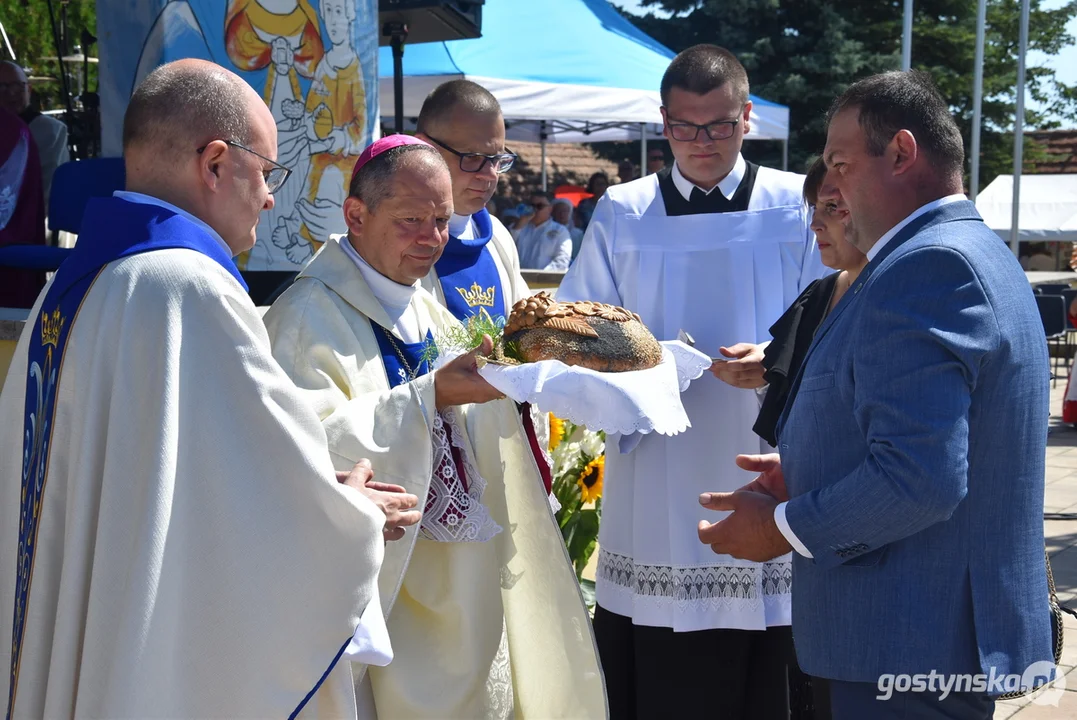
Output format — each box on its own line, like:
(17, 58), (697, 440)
(776, 199), (1052, 683)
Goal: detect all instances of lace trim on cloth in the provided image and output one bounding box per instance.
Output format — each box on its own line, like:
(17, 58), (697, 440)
(419, 409), (502, 543)
(481, 619), (515, 720)
(597, 548), (792, 608)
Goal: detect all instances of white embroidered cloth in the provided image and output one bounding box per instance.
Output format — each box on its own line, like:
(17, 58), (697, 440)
(420, 408), (501, 543)
(477, 341), (711, 438)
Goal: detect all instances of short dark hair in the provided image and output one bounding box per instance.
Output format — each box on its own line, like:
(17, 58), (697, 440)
(530, 190), (555, 203)
(123, 61), (252, 155)
(827, 70), (964, 179)
(349, 144), (447, 212)
(802, 157), (828, 205)
(660, 45), (749, 107)
(587, 172), (608, 194)
(416, 79), (501, 134)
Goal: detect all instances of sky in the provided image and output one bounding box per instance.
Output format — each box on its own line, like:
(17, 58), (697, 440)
(612, 0), (1077, 128)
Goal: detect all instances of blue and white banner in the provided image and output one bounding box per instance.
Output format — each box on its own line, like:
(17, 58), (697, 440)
(99, 0), (379, 270)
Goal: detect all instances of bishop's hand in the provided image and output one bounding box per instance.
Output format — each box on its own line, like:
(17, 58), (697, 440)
(337, 459), (422, 542)
(433, 335), (505, 410)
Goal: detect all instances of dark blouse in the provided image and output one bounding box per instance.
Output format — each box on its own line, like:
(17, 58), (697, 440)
(753, 272), (841, 447)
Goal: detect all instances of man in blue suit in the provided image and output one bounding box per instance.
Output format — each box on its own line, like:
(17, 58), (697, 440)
(697, 71), (1054, 719)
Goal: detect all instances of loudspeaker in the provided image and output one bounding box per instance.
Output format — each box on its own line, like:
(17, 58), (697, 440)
(378, 0), (483, 45)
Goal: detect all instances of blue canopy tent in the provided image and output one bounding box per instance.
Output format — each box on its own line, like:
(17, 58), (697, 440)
(377, 0), (791, 183)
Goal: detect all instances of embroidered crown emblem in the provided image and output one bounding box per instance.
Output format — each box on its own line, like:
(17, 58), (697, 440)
(456, 282), (496, 308)
(40, 308), (64, 348)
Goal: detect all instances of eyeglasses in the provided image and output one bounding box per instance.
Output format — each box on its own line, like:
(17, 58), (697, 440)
(425, 135), (517, 174)
(0, 81), (27, 92)
(196, 139), (292, 193)
(531, 201), (550, 210)
(665, 116), (742, 143)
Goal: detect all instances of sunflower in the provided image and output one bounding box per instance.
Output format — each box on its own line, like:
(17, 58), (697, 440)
(577, 455), (605, 503)
(549, 413), (566, 452)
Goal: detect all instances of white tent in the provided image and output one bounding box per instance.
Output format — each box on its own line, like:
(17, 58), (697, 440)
(975, 174), (1077, 243)
(377, 0), (790, 150)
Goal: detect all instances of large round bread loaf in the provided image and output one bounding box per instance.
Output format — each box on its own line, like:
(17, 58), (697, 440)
(503, 293), (662, 372)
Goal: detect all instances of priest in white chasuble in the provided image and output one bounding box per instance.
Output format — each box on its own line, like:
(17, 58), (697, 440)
(412, 80), (556, 496)
(263, 135), (606, 720)
(0, 60), (417, 719)
(558, 45), (824, 720)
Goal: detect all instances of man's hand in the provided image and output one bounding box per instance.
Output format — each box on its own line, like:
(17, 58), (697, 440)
(433, 335), (505, 410)
(697, 491), (791, 562)
(337, 459), (421, 541)
(733, 453), (788, 502)
(710, 343), (766, 389)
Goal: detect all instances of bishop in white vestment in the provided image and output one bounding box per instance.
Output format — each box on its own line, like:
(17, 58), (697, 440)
(264, 135), (606, 719)
(557, 45), (824, 719)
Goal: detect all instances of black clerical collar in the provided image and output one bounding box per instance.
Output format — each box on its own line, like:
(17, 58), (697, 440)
(657, 161), (759, 217)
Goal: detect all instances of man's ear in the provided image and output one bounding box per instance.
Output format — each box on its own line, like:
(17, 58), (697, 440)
(198, 139), (229, 191)
(741, 100), (752, 136)
(343, 196), (367, 235)
(890, 129), (919, 176)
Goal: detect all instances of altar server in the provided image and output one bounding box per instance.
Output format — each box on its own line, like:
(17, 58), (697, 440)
(264, 135), (606, 719)
(558, 45), (823, 719)
(0, 60), (417, 718)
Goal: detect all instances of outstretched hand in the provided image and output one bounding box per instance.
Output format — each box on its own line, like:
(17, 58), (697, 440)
(337, 459), (422, 542)
(697, 490), (791, 562)
(696, 453), (791, 562)
(433, 334), (505, 410)
(710, 342), (767, 389)
(730, 453), (788, 502)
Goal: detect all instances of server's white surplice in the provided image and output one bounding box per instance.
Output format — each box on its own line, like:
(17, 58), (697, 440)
(558, 161), (824, 631)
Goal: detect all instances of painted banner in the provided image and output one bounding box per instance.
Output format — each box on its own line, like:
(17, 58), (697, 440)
(99, 0), (379, 270)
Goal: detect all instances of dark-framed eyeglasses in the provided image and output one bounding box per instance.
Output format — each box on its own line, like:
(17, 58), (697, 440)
(197, 139), (292, 193)
(424, 135), (517, 174)
(665, 116), (742, 143)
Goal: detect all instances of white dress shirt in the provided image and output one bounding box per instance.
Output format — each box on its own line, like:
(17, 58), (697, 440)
(774, 192), (969, 559)
(516, 216), (572, 271)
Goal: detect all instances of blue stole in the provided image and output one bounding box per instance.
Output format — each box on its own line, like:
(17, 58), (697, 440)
(434, 209), (507, 322)
(7, 196), (244, 719)
(370, 324), (435, 387)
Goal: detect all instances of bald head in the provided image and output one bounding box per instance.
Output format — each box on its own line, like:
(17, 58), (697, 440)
(0, 61), (30, 114)
(123, 59), (264, 163)
(122, 60), (280, 256)
(416, 80), (501, 135)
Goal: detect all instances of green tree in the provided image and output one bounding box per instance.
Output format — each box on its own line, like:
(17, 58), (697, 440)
(0, 0), (97, 110)
(619, 0), (1077, 188)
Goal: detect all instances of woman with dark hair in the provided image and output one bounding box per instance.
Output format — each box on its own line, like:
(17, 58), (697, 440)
(0, 109), (46, 309)
(575, 171), (609, 231)
(749, 157), (868, 446)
